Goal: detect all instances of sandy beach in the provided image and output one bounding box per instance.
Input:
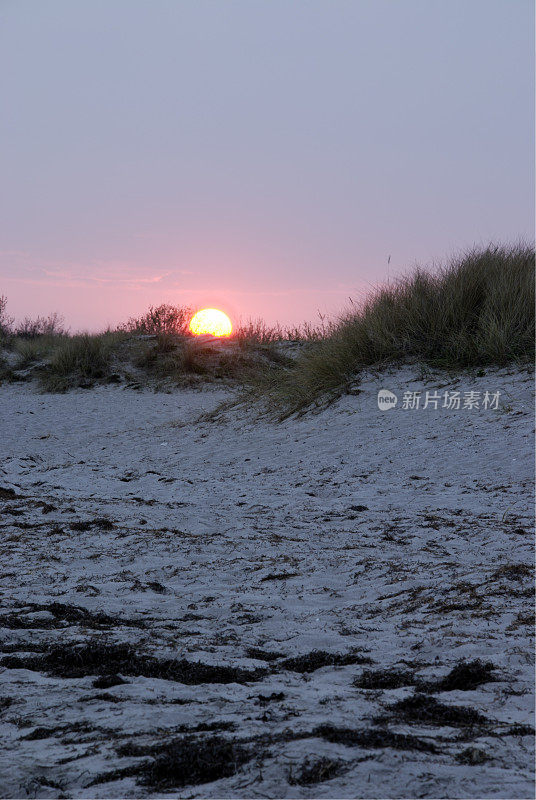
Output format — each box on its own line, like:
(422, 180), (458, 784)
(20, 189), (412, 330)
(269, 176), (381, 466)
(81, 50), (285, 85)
(0, 365), (533, 798)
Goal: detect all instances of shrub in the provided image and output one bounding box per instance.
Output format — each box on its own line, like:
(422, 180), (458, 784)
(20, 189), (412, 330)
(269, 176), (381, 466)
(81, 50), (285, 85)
(0, 295), (13, 339)
(259, 243), (535, 416)
(121, 304), (193, 336)
(15, 312), (66, 339)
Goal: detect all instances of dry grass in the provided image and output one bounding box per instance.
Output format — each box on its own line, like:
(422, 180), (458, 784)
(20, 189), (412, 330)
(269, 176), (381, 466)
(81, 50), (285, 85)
(13, 335), (66, 369)
(232, 316), (330, 345)
(39, 333), (123, 392)
(134, 333), (292, 386)
(2, 327), (292, 392)
(255, 243), (535, 416)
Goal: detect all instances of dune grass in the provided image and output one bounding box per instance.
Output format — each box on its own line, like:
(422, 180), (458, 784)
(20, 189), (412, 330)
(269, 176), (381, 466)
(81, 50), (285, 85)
(232, 317), (330, 345)
(134, 332), (293, 386)
(256, 244), (535, 416)
(39, 333), (122, 391)
(13, 335), (66, 368)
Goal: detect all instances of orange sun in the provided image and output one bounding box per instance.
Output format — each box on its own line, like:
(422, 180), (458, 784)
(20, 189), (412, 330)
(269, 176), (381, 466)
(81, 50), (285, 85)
(189, 308), (233, 337)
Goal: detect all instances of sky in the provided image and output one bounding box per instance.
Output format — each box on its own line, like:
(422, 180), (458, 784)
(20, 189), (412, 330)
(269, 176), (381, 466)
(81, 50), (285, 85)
(0, 0), (534, 331)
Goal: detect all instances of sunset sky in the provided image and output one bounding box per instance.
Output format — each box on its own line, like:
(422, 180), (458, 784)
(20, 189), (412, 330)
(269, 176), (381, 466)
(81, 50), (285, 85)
(1, 0), (533, 331)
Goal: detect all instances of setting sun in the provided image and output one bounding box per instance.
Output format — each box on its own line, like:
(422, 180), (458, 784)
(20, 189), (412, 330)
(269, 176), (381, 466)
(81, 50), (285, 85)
(189, 308), (233, 337)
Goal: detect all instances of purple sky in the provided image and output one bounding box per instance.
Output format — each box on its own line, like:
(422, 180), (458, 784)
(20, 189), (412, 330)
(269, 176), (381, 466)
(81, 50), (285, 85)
(1, 0), (534, 331)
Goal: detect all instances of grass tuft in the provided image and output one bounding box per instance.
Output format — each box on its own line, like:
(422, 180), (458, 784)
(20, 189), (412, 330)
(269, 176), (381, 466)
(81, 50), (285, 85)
(13, 335), (65, 368)
(256, 243), (535, 416)
(232, 316), (330, 344)
(39, 334), (119, 391)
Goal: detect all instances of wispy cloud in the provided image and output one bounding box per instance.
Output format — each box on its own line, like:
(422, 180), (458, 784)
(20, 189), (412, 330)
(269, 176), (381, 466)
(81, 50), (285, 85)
(0, 251), (194, 290)
(42, 268), (171, 287)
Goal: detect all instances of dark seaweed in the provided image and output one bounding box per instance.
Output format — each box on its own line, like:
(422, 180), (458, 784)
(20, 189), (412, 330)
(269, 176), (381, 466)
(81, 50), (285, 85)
(1, 642), (265, 684)
(379, 694), (489, 728)
(280, 650), (372, 673)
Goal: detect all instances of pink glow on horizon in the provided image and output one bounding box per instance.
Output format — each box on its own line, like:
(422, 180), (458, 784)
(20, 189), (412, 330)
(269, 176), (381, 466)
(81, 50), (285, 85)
(1, 251), (366, 333)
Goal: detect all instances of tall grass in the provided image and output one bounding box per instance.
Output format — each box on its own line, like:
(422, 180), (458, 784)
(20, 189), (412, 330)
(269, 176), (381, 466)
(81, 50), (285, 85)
(232, 316), (331, 345)
(40, 333), (120, 391)
(259, 243), (535, 416)
(14, 335), (66, 368)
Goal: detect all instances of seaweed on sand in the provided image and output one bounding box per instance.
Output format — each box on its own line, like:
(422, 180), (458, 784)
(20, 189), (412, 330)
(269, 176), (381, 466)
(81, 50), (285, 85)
(93, 674), (128, 689)
(314, 724), (437, 753)
(423, 660), (496, 692)
(93, 736), (253, 790)
(378, 694), (489, 728)
(246, 647), (286, 662)
(280, 650), (372, 673)
(0, 602), (143, 630)
(289, 756), (348, 785)
(0, 641), (265, 684)
(354, 668), (416, 689)
(353, 659), (496, 692)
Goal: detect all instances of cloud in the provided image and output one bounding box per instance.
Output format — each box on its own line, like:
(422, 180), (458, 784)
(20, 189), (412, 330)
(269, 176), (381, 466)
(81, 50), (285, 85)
(0, 251), (193, 290)
(41, 268), (171, 287)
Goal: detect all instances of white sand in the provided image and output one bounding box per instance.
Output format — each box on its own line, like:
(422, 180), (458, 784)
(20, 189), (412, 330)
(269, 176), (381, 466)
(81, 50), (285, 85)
(0, 366), (533, 799)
